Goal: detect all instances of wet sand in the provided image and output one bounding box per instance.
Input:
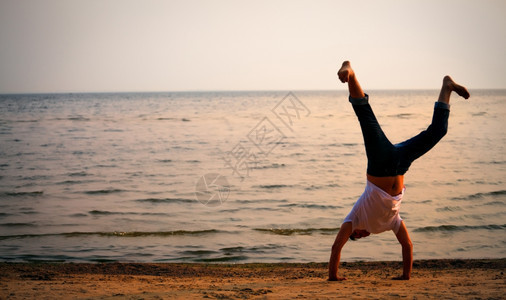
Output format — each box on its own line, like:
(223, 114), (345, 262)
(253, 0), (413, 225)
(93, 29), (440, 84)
(1, 259), (504, 299)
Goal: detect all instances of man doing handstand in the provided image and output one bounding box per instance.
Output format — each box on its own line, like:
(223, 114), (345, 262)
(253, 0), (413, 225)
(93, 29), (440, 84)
(328, 61), (470, 281)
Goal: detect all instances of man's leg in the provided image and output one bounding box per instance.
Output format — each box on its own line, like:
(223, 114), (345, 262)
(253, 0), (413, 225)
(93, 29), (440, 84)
(395, 76), (470, 169)
(338, 61), (396, 176)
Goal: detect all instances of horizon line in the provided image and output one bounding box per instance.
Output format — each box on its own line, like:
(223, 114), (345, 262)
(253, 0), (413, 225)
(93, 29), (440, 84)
(1, 87), (505, 95)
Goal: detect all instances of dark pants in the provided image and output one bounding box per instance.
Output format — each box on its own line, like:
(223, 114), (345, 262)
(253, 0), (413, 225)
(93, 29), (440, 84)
(350, 94), (450, 176)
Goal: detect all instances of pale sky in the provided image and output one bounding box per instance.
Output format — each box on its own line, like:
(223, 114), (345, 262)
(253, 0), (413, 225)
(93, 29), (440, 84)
(0, 0), (505, 93)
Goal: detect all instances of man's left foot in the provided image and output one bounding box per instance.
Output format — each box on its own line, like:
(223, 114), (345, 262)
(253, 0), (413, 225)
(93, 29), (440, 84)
(337, 61), (354, 83)
(444, 75), (470, 99)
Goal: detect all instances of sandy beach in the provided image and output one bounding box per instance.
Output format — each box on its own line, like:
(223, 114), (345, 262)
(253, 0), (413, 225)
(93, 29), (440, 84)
(1, 259), (504, 299)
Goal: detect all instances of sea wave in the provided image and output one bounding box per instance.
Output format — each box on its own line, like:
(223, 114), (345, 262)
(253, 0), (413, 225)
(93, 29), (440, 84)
(255, 184), (294, 189)
(193, 255), (248, 262)
(176, 244), (288, 262)
(388, 113), (414, 119)
(251, 163), (286, 170)
(88, 210), (169, 216)
(451, 190), (506, 201)
(278, 203), (342, 210)
(414, 224), (506, 232)
(83, 189), (125, 195)
(135, 197), (195, 204)
(254, 227), (338, 236)
(0, 222), (37, 227)
(234, 199), (289, 204)
(0, 191), (43, 197)
(0, 229), (225, 240)
(52, 116), (91, 121)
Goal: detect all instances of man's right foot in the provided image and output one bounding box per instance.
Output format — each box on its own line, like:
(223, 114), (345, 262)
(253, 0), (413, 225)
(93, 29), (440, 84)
(444, 75), (470, 99)
(338, 61), (354, 83)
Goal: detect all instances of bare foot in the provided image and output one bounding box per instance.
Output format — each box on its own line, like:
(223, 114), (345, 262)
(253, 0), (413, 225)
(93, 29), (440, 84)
(337, 61), (354, 83)
(444, 75), (470, 100)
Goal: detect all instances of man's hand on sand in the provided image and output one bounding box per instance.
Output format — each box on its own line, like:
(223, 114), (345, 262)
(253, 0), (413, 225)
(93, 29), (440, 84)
(328, 276), (347, 281)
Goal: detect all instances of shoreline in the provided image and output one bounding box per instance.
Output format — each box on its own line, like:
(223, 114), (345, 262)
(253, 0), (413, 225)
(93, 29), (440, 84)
(1, 259), (504, 299)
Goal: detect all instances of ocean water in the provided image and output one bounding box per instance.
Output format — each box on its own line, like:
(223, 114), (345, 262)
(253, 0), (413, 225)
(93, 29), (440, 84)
(0, 90), (504, 263)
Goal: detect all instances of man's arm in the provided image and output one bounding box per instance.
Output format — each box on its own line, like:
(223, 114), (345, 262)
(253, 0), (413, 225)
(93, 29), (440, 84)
(394, 221), (413, 280)
(328, 222), (352, 281)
